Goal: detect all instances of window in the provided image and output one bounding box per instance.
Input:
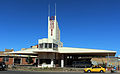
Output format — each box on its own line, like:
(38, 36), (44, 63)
(56, 44), (58, 48)
(26, 57), (33, 64)
(14, 58), (21, 64)
(45, 43), (48, 48)
(97, 67), (101, 68)
(53, 43), (56, 48)
(40, 44), (43, 48)
(92, 67), (96, 68)
(53, 43), (58, 49)
(49, 43), (52, 48)
(40, 59), (51, 64)
(3, 57), (9, 62)
(92, 66), (101, 68)
(54, 59), (58, 64)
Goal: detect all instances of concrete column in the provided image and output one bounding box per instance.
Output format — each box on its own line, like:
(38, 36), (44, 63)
(61, 54), (64, 68)
(34, 58), (36, 63)
(38, 57), (39, 67)
(61, 59), (64, 68)
(43, 43), (45, 49)
(51, 59), (54, 67)
(20, 58), (22, 65)
(52, 43), (53, 49)
(13, 57), (14, 65)
(47, 43), (49, 49)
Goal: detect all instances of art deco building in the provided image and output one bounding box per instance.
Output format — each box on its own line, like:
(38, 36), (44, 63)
(10, 6), (116, 68)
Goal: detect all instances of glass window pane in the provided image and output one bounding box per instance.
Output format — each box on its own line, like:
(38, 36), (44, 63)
(40, 44), (43, 48)
(3, 57), (9, 62)
(40, 59), (51, 64)
(53, 43), (58, 49)
(53, 43), (55, 48)
(14, 58), (21, 64)
(49, 43), (52, 48)
(45, 43), (47, 48)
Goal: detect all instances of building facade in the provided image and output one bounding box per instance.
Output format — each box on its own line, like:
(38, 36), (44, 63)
(8, 7), (116, 68)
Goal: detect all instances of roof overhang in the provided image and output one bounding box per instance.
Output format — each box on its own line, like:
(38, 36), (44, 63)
(8, 47), (116, 57)
(33, 50), (58, 53)
(58, 47), (116, 56)
(8, 51), (37, 55)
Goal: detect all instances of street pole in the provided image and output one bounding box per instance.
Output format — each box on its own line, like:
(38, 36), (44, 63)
(107, 53), (109, 67)
(118, 55), (120, 71)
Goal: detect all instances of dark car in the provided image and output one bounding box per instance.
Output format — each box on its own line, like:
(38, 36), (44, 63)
(72, 61), (92, 68)
(0, 62), (7, 71)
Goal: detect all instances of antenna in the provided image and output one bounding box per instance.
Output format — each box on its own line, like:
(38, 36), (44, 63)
(48, 4), (50, 16)
(55, 3), (56, 16)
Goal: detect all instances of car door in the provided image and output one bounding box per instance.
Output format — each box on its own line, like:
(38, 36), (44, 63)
(96, 67), (101, 72)
(91, 67), (97, 72)
(93, 67), (102, 72)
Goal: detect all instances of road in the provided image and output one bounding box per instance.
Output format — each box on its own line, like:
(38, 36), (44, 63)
(0, 70), (120, 74)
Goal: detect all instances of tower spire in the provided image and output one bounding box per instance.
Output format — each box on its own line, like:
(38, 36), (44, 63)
(55, 3), (56, 16)
(48, 4), (50, 16)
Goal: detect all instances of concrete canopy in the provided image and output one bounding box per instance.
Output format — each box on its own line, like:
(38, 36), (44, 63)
(9, 47), (116, 56)
(58, 47), (116, 56)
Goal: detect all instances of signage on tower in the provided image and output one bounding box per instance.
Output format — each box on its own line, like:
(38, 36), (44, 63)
(50, 20), (54, 36)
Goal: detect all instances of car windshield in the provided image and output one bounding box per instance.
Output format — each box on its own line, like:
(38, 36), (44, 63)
(92, 66), (101, 68)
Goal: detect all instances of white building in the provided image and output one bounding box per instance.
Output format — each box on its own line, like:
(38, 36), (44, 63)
(10, 6), (116, 68)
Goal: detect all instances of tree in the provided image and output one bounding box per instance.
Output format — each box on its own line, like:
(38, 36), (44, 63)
(26, 55), (33, 64)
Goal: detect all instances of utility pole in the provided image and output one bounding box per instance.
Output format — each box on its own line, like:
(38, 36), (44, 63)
(107, 53), (109, 67)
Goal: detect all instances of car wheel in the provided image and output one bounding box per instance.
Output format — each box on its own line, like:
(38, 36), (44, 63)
(87, 70), (91, 73)
(100, 70), (104, 73)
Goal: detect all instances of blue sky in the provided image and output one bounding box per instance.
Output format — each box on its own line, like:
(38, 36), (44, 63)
(0, 0), (120, 56)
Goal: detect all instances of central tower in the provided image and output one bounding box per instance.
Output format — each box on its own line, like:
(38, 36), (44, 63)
(48, 4), (60, 41)
(38, 4), (63, 49)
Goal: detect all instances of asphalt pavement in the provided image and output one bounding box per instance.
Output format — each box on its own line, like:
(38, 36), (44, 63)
(0, 70), (120, 74)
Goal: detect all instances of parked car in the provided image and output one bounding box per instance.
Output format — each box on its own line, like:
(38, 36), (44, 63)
(0, 62), (7, 71)
(72, 61), (92, 68)
(84, 65), (106, 73)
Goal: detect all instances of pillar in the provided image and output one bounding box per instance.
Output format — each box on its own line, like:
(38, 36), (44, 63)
(61, 54), (64, 68)
(43, 43), (45, 48)
(20, 58), (22, 65)
(51, 59), (54, 67)
(61, 59), (64, 68)
(38, 57), (39, 67)
(13, 57), (14, 65)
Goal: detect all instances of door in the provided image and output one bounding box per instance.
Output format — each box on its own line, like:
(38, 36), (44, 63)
(91, 67), (101, 72)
